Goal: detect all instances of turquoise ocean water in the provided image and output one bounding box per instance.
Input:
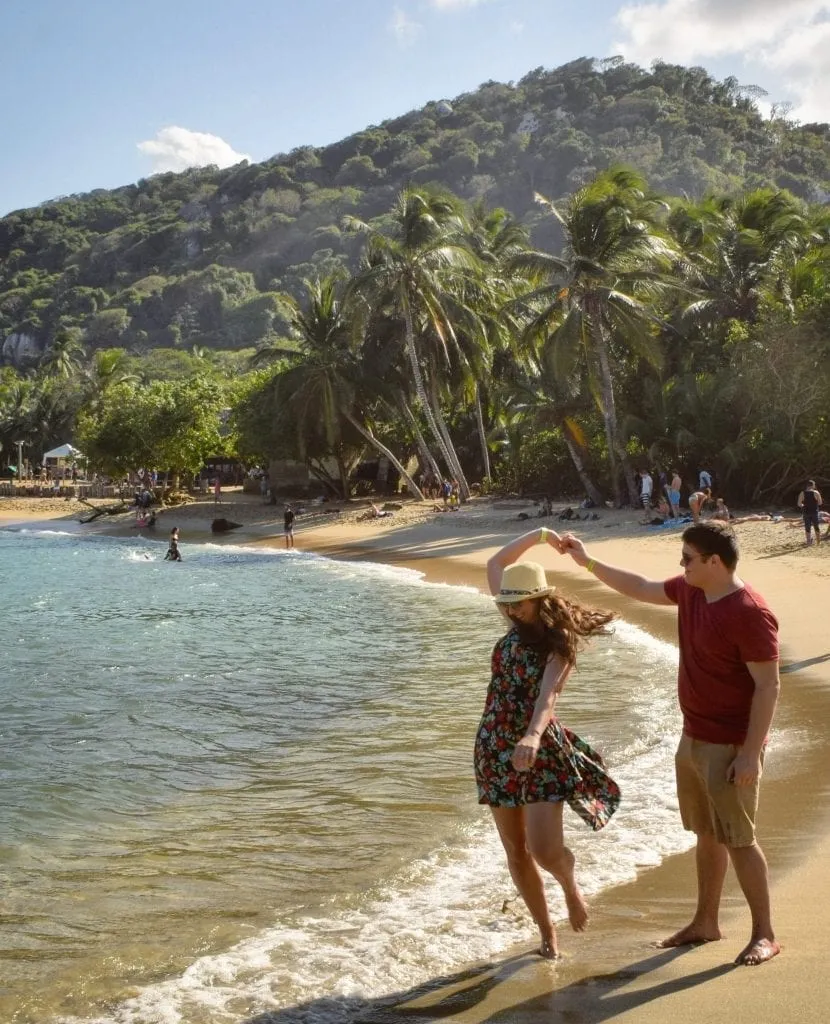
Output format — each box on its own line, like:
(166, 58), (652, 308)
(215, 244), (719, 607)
(0, 525), (694, 1024)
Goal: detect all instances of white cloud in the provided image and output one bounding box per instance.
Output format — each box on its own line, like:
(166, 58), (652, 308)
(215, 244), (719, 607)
(613, 0), (830, 121)
(509, 19), (525, 34)
(137, 126), (250, 173)
(430, 0), (488, 7)
(389, 6), (423, 45)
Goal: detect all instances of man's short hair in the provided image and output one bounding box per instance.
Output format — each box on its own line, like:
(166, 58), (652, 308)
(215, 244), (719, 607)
(682, 521), (739, 570)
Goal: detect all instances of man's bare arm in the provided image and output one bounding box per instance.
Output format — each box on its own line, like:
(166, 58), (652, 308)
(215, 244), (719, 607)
(558, 533), (673, 606)
(728, 660), (780, 786)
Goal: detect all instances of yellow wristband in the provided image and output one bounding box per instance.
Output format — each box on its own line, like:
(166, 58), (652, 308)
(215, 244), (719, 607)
(539, 528), (548, 543)
(586, 559), (596, 573)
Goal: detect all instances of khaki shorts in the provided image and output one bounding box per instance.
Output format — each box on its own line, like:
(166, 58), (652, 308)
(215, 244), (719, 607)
(675, 734), (763, 848)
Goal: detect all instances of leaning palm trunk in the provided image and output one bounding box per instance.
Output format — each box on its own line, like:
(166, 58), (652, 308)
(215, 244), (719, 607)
(336, 451), (351, 500)
(592, 322), (639, 507)
(396, 395), (442, 481)
(344, 411), (424, 499)
(562, 419), (604, 508)
(308, 459), (344, 498)
(474, 382), (491, 485)
(428, 377), (471, 499)
(403, 305), (461, 483)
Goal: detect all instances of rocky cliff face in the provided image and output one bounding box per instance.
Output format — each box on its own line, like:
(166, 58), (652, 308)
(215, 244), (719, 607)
(1, 332), (42, 367)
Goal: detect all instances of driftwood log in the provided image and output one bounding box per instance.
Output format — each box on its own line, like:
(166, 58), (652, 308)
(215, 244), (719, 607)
(78, 498), (130, 523)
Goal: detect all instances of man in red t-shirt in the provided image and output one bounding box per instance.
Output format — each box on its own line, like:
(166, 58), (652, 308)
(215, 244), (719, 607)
(558, 522), (780, 966)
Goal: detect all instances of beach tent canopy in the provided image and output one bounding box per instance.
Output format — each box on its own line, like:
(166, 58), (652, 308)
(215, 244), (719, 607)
(43, 443), (83, 460)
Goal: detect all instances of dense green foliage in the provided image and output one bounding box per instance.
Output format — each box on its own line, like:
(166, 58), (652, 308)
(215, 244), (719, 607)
(75, 376), (229, 480)
(2, 58), (829, 365)
(2, 58), (830, 505)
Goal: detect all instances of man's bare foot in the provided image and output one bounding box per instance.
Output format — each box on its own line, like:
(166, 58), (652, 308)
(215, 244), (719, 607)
(656, 923), (723, 948)
(539, 936), (560, 959)
(564, 886), (589, 932)
(735, 938), (780, 965)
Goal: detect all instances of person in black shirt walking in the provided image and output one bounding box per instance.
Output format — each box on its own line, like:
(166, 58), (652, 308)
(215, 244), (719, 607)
(284, 504), (295, 549)
(797, 479), (823, 546)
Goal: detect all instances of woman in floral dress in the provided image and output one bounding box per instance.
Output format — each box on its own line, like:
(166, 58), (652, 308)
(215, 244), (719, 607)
(475, 526), (620, 958)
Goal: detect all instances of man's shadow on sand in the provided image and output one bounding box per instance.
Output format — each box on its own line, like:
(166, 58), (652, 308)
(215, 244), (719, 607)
(242, 945), (734, 1024)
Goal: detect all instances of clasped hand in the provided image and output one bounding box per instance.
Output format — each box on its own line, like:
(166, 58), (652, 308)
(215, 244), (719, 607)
(542, 529), (588, 563)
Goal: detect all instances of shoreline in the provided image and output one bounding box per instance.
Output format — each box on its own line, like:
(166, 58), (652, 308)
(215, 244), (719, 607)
(4, 497), (830, 1021)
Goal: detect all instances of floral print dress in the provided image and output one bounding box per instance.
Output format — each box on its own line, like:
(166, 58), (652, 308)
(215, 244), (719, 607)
(474, 627), (621, 831)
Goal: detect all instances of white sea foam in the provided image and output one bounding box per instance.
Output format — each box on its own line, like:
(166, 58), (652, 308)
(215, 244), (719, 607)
(4, 526), (78, 537)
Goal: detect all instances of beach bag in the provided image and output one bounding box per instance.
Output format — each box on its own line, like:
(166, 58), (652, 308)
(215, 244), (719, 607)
(549, 721), (621, 831)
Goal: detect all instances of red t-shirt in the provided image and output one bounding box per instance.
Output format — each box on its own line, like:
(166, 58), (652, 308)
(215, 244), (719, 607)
(663, 576), (779, 745)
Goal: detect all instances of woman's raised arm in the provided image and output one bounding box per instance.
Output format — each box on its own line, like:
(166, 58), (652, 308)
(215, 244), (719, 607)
(486, 527), (561, 597)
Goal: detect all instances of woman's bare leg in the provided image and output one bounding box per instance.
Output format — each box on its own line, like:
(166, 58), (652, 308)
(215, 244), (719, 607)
(525, 801), (589, 931)
(490, 806), (558, 957)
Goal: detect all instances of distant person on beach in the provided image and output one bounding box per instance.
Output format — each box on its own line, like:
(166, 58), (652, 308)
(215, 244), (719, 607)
(284, 504), (295, 549)
(213, 478), (221, 504)
(475, 527), (620, 959)
(669, 469), (682, 518)
(688, 487), (711, 523)
(699, 468), (713, 491)
(658, 468), (669, 508)
(711, 498), (731, 522)
(558, 521), (781, 966)
(797, 480), (822, 547)
(639, 469), (653, 512)
(164, 527), (182, 562)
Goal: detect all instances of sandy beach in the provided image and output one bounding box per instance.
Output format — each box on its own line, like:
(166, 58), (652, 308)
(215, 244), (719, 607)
(3, 490), (829, 1023)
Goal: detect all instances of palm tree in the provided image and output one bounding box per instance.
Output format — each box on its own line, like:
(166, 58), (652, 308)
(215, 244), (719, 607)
(269, 276), (424, 499)
(511, 168), (679, 505)
(460, 203), (534, 486)
(669, 189), (816, 329)
(347, 186), (481, 499)
(41, 328), (86, 380)
(82, 349), (139, 410)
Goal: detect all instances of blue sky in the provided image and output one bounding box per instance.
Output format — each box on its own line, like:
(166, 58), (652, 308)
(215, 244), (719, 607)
(1, 0), (827, 216)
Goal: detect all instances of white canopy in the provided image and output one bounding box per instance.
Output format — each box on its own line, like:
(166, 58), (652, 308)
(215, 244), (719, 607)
(43, 443), (83, 460)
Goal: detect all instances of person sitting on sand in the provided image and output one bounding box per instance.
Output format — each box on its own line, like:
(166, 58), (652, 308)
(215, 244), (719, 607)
(558, 522), (781, 967)
(476, 527), (620, 960)
(711, 498), (731, 522)
(369, 503), (392, 519)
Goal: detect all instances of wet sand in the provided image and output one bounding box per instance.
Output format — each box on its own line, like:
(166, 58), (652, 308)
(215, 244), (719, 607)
(4, 491), (830, 1022)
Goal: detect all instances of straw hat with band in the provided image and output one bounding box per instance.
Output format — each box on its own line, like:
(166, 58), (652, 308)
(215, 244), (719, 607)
(494, 561), (556, 604)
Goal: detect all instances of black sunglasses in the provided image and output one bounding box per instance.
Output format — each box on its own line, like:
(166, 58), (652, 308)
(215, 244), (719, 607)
(680, 551), (711, 566)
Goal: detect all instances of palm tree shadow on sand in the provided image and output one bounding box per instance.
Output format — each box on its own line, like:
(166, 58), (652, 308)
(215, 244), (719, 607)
(242, 946), (734, 1024)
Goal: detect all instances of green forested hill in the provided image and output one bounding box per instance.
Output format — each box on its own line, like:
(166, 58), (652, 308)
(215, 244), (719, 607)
(2, 56), (830, 365)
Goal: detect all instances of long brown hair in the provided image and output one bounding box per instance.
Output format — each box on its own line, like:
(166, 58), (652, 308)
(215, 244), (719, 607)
(511, 593), (614, 665)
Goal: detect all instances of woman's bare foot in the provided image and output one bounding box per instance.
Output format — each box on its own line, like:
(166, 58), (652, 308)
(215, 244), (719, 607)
(539, 935), (560, 959)
(735, 938), (780, 965)
(656, 922), (722, 948)
(564, 886), (589, 932)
